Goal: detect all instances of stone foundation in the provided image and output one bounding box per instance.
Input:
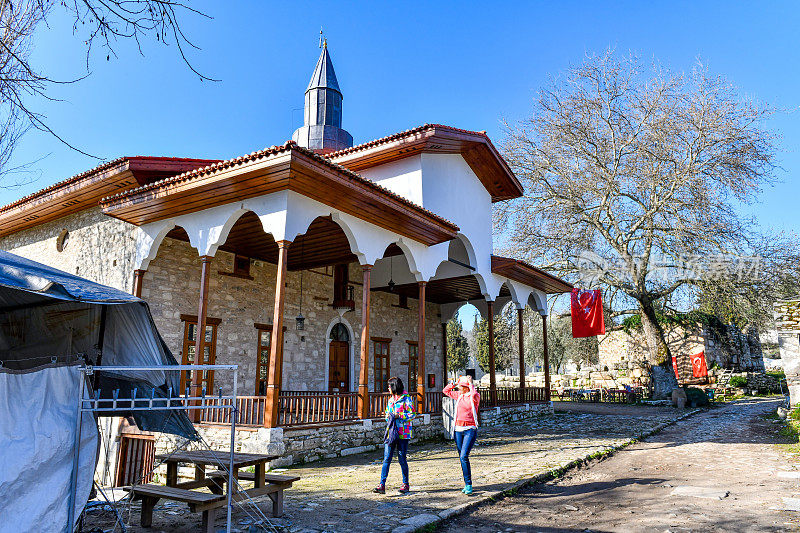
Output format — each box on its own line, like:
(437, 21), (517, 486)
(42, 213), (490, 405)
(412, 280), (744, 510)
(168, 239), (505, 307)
(153, 403), (553, 475)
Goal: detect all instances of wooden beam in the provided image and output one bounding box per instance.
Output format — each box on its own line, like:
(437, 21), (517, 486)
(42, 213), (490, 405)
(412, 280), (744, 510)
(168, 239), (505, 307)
(518, 308), (525, 389)
(487, 300), (497, 406)
(417, 281), (427, 413)
(132, 269), (146, 298)
(264, 241), (290, 427)
(543, 313), (550, 401)
(358, 265), (372, 419)
(192, 256), (213, 421)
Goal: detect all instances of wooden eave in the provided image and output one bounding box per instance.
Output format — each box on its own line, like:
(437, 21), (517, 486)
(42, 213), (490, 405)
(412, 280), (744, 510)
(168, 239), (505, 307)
(491, 255), (573, 294)
(100, 145), (459, 246)
(0, 156), (220, 238)
(328, 125), (523, 202)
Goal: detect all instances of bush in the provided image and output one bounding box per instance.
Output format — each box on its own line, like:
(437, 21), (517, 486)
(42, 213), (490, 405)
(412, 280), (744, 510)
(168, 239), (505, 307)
(729, 376), (748, 388)
(685, 387), (710, 407)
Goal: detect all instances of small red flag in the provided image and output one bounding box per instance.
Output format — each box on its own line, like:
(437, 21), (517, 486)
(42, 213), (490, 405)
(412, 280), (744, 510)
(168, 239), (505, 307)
(691, 352), (708, 378)
(570, 288), (605, 338)
(672, 355), (680, 379)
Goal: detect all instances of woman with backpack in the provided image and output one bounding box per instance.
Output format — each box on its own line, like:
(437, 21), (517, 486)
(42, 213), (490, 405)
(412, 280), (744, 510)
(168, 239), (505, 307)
(373, 376), (415, 494)
(443, 375), (480, 495)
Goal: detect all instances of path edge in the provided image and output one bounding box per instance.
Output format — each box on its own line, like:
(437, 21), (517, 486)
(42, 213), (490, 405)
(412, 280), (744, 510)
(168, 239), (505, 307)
(399, 407), (703, 533)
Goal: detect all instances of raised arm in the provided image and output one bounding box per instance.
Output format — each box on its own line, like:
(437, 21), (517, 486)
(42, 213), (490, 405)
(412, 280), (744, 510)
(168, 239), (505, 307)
(443, 381), (459, 400)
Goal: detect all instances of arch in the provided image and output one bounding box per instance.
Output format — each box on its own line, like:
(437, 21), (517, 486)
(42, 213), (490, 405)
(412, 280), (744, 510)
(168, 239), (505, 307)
(527, 291), (548, 315)
(450, 233), (478, 269)
(324, 317), (356, 392)
(135, 219), (178, 270)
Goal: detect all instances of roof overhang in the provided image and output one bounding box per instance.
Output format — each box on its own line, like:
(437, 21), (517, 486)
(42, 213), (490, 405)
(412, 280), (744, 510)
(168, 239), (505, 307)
(491, 255), (573, 294)
(0, 157), (219, 238)
(328, 124), (523, 202)
(100, 142), (459, 246)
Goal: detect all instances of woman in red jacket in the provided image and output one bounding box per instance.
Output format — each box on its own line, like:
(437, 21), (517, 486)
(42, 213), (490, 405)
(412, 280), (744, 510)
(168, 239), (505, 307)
(443, 375), (480, 495)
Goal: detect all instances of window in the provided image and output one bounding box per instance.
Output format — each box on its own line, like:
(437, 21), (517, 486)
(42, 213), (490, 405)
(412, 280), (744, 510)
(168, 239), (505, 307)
(373, 338), (391, 392)
(255, 325), (272, 396)
(179, 314), (220, 394)
(56, 229), (70, 252)
(407, 341), (418, 393)
(233, 255), (251, 277)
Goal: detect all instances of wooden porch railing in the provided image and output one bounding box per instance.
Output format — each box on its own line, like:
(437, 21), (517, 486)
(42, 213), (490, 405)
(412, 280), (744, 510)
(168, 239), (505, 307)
(198, 396), (268, 426)
(478, 386), (548, 408)
(198, 389), (458, 428)
(278, 392), (359, 426)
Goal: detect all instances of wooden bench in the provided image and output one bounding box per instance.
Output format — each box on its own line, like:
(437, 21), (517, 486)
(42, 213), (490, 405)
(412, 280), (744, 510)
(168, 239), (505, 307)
(127, 484), (225, 533)
(206, 470), (300, 516)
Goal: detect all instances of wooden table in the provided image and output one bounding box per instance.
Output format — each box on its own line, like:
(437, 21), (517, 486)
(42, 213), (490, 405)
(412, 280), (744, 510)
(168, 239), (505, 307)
(130, 449), (293, 531)
(157, 450), (279, 491)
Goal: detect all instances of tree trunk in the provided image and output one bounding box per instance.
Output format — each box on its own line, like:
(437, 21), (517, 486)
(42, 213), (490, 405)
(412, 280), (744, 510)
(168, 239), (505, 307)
(638, 297), (672, 365)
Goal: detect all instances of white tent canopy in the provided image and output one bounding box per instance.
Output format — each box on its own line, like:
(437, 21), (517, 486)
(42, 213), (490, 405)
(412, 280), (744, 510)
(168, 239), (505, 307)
(0, 251), (195, 532)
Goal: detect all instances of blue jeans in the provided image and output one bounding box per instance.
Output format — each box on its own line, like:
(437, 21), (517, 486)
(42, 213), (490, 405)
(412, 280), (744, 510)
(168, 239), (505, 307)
(380, 438), (409, 485)
(454, 428), (477, 485)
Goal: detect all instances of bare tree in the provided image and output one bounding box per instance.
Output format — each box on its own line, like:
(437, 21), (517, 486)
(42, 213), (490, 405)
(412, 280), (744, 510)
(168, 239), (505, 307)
(0, 0), (211, 178)
(499, 49), (780, 363)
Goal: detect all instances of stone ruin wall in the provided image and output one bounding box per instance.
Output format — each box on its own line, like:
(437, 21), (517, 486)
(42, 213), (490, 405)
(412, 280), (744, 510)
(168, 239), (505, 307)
(775, 299), (800, 405)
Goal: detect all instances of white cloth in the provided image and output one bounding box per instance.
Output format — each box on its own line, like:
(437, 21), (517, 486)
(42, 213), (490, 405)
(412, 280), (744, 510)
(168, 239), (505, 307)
(0, 364), (98, 533)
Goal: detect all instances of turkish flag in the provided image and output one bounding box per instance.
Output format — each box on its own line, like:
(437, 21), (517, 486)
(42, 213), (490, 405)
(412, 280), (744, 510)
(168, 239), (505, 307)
(570, 288), (605, 338)
(691, 352), (708, 378)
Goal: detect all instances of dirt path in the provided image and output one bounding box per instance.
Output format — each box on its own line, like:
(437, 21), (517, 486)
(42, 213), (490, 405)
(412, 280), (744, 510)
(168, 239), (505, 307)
(439, 398), (800, 533)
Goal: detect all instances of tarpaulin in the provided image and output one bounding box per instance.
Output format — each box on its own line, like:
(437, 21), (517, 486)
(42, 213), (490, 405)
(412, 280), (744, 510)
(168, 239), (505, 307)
(0, 364), (98, 533)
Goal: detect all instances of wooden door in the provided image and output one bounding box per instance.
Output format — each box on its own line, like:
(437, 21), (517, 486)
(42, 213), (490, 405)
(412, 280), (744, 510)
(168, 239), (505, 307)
(328, 341), (349, 392)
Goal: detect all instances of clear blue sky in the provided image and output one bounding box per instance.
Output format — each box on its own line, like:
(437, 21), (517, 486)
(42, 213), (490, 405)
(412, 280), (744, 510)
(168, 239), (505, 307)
(6, 2), (799, 240)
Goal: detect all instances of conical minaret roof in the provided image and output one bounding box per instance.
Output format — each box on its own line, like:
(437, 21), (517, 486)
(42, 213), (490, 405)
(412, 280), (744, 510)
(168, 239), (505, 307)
(292, 42), (353, 154)
(307, 44), (341, 95)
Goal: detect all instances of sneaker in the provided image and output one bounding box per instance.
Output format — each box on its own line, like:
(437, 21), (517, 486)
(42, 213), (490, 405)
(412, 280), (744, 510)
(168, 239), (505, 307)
(372, 484), (385, 494)
(398, 483), (410, 494)
(463, 484), (473, 495)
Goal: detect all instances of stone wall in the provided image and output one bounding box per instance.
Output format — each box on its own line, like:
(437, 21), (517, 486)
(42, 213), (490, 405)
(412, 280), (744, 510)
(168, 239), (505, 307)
(145, 236), (445, 395)
(0, 207), (137, 292)
(775, 299), (800, 405)
(154, 402), (554, 473)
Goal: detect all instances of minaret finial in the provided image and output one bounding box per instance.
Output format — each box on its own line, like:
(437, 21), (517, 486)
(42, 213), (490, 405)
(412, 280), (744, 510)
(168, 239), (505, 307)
(292, 39), (353, 153)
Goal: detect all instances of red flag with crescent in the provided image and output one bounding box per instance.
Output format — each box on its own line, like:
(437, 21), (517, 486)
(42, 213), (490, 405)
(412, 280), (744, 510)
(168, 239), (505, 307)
(691, 352), (708, 378)
(570, 288), (605, 338)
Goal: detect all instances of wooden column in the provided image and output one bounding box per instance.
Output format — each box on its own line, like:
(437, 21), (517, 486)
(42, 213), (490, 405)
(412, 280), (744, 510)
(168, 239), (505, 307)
(542, 313), (551, 401)
(264, 241), (290, 428)
(487, 300), (497, 406)
(518, 308), (526, 390)
(417, 281), (427, 413)
(442, 322), (448, 384)
(358, 265), (372, 419)
(191, 256), (212, 421)
(132, 269), (146, 298)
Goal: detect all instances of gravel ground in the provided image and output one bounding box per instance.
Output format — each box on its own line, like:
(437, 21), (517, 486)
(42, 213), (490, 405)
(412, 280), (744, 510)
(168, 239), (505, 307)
(82, 402), (697, 533)
(439, 397), (800, 533)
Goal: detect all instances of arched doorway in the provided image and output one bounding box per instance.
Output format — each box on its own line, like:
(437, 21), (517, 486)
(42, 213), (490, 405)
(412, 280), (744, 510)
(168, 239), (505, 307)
(328, 322), (351, 392)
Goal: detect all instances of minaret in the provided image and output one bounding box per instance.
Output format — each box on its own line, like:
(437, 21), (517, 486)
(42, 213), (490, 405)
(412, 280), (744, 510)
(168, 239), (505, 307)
(292, 41), (353, 153)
